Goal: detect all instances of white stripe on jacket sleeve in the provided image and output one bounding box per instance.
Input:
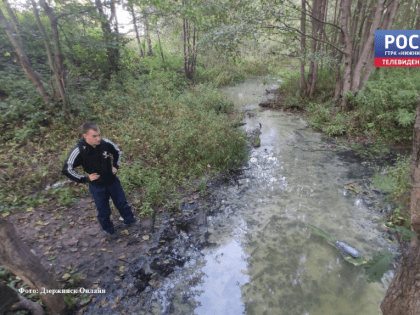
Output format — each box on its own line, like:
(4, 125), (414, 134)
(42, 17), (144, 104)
(103, 138), (122, 167)
(67, 147), (84, 179)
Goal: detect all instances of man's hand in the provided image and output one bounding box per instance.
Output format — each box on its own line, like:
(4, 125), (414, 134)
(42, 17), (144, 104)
(89, 173), (100, 181)
(112, 167), (117, 175)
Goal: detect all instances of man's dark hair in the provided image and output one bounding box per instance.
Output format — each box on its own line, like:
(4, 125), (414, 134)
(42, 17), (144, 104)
(81, 122), (99, 135)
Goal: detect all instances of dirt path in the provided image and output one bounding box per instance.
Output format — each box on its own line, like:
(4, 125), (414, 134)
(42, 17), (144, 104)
(8, 188), (210, 315)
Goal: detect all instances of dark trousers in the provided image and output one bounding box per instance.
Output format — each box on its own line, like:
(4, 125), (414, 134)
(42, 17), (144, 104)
(89, 177), (135, 233)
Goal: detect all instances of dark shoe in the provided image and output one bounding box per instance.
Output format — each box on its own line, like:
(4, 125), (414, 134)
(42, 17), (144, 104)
(123, 220), (141, 228)
(103, 230), (118, 239)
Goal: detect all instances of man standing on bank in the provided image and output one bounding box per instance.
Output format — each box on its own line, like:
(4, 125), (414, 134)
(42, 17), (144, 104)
(62, 122), (138, 239)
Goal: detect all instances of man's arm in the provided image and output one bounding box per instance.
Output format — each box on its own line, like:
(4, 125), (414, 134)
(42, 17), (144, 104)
(62, 145), (89, 183)
(103, 138), (122, 170)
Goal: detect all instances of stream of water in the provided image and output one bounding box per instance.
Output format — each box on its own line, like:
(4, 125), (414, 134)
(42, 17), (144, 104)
(152, 77), (398, 315)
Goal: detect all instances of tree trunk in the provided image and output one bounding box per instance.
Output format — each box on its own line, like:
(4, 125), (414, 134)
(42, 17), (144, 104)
(183, 16), (197, 80)
(350, 0), (386, 93)
(381, 95), (420, 315)
(0, 219), (66, 314)
(333, 32), (344, 103)
(307, 0), (320, 94)
(130, 4), (144, 57)
(156, 27), (165, 66)
(339, 0), (353, 110)
(10, 293), (45, 315)
(144, 9), (154, 56)
(300, 0), (307, 97)
(0, 6), (50, 106)
(0, 282), (20, 314)
(95, 0), (119, 75)
(32, 0), (68, 115)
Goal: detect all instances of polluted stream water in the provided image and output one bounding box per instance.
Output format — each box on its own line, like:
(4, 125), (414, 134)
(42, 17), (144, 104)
(84, 77), (402, 315)
(144, 77), (402, 315)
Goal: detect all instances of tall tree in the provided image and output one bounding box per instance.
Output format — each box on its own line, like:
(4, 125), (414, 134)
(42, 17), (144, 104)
(33, 0), (69, 115)
(143, 7), (154, 56)
(182, 0), (198, 79)
(95, 0), (120, 75)
(129, 3), (144, 57)
(381, 94), (420, 315)
(0, 1), (50, 106)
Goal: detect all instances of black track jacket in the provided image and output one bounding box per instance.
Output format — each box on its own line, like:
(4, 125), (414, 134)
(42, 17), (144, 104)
(62, 137), (122, 187)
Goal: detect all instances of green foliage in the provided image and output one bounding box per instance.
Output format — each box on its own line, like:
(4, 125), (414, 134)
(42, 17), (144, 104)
(362, 250), (393, 283)
(388, 225), (418, 240)
(373, 156), (411, 225)
(306, 224), (336, 241)
(279, 67), (420, 141)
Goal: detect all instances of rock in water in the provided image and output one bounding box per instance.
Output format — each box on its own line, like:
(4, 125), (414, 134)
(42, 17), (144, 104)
(335, 241), (360, 258)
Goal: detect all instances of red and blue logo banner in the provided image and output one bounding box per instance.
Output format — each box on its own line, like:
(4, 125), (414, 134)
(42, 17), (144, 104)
(375, 30), (420, 67)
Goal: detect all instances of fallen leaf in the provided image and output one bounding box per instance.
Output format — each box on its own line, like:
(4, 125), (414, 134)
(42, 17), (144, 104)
(159, 240), (166, 243)
(170, 218), (174, 222)
(35, 220), (43, 225)
(163, 259), (170, 264)
(119, 217), (124, 221)
(70, 248), (78, 252)
(119, 255), (126, 259)
(90, 253), (95, 256)
(101, 248), (107, 251)
(111, 304), (118, 310)
(189, 200), (194, 204)
(54, 215), (62, 220)
(107, 250), (113, 253)
(62, 273), (71, 280)
(78, 274), (87, 280)
(114, 276), (121, 282)
(26, 207), (34, 212)
(157, 248), (162, 254)
(2, 212), (10, 217)
(45, 246), (52, 250)
(120, 230), (129, 236)
(99, 298), (108, 307)
(142, 235), (149, 240)
(119, 266), (125, 272)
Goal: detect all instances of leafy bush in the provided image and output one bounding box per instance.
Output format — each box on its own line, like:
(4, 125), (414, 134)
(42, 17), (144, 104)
(279, 67), (420, 141)
(373, 156), (411, 225)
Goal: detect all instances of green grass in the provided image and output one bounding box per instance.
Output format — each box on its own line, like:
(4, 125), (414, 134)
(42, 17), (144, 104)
(372, 156), (411, 226)
(0, 51), (253, 214)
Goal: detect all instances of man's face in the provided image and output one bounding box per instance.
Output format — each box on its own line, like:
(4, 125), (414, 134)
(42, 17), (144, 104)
(83, 129), (101, 147)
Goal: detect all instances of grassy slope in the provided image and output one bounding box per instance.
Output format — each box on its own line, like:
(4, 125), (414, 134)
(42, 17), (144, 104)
(0, 47), (270, 217)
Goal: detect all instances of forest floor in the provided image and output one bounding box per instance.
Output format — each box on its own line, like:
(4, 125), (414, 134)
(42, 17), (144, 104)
(7, 183), (212, 314)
